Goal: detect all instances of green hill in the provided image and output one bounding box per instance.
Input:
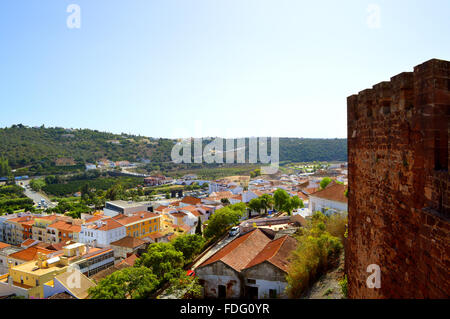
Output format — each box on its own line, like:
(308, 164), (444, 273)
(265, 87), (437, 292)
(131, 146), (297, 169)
(0, 124), (347, 176)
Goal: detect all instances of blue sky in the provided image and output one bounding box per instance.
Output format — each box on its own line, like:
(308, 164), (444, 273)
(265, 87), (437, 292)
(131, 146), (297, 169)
(0, 0), (449, 138)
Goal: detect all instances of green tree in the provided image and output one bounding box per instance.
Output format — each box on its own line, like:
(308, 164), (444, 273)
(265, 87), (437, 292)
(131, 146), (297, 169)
(274, 189), (302, 216)
(320, 177), (332, 190)
(135, 242), (184, 282)
(172, 234), (205, 261)
(195, 217), (202, 235)
(0, 158), (12, 177)
(274, 189), (290, 211)
(29, 178), (46, 192)
(89, 267), (159, 299)
(204, 206), (243, 239)
(248, 198), (261, 215)
(259, 194), (274, 215)
(105, 183), (123, 200)
(166, 273), (203, 299)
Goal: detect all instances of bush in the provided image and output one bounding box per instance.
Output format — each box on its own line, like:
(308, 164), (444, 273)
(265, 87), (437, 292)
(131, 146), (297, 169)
(286, 212), (343, 298)
(325, 212), (347, 243)
(339, 275), (348, 298)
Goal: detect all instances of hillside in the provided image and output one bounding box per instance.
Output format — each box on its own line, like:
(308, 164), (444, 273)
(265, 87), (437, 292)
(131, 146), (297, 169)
(0, 125), (347, 173)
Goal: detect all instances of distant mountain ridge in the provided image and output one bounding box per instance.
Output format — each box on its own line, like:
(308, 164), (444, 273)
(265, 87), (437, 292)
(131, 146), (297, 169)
(0, 124), (347, 169)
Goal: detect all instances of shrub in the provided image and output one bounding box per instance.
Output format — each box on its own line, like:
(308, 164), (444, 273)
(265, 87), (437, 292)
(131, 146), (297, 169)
(339, 275), (348, 298)
(325, 212), (347, 243)
(286, 212), (343, 298)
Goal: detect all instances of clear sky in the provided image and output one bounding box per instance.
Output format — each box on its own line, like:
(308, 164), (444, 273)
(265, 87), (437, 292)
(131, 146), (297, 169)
(0, 0), (449, 139)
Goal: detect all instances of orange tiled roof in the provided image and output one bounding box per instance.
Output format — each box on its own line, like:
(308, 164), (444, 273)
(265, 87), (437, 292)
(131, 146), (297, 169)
(310, 183), (348, 203)
(176, 224), (191, 232)
(118, 254), (138, 267)
(155, 205), (168, 212)
(181, 196), (202, 205)
(110, 236), (146, 249)
(231, 194), (242, 201)
(199, 229), (272, 271)
(86, 218), (124, 231)
(304, 187), (320, 194)
(170, 212), (187, 218)
(147, 232), (164, 240)
(84, 214), (105, 223)
(8, 246), (55, 262)
(36, 215), (59, 222)
(180, 206), (204, 217)
(21, 239), (38, 247)
(48, 220), (81, 233)
(243, 235), (298, 272)
(210, 191), (234, 199)
(113, 211), (159, 226)
(0, 242), (11, 250)
(8, 216), (33, 224)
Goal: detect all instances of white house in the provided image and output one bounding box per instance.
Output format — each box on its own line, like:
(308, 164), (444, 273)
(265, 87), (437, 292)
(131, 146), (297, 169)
(308, 182), (348, 215)
(79, 218), (126, 248)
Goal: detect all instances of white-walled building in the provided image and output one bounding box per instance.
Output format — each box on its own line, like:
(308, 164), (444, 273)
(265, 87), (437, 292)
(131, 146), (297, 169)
(79, 218), (126, 248)
(308, 182), (348, 215)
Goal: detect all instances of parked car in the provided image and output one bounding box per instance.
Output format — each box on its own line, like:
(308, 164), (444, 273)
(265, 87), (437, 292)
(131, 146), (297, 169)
(229, 226), (240, 237)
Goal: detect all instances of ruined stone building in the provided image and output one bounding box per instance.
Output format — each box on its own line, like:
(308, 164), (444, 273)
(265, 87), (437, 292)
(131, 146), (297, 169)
(195, 228), (297, 299)
(346, 59), (449, 298)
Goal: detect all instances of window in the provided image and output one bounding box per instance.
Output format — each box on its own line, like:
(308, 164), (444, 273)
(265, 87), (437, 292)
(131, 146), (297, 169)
(269, 289), (277, 299)
(434, 130), (448, 171)
(218, 285), (226, 299)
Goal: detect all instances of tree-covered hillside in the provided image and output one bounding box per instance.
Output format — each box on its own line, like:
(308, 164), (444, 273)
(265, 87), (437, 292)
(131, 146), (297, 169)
(0, 125), (347, 173)
(0, 124), (175, 167)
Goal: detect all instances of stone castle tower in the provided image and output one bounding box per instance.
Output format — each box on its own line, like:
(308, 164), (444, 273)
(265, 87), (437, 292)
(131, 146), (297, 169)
(346, 59), (449, 298)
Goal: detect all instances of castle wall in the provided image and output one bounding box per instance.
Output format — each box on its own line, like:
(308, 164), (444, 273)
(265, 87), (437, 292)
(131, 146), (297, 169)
(346, 59), (449, 298)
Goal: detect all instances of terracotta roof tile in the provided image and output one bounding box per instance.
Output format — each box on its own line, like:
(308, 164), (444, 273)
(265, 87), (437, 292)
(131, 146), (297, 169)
(0, 242), (11, 250)
(243, 235), (298, 272)
(181, 196), (202, 205)
(198, 229), (272, 271)
(48, 220), (81, 233)
(113, 211), (159, 226)
(310, 183), (348, 203)
(118, 254), (138, 267)
(8, 246), (55, 262)
(110, 236), (146, 249)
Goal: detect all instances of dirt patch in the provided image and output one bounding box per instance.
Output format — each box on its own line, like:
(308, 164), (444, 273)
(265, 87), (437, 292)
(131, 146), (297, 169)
(302, 252), (345, 299)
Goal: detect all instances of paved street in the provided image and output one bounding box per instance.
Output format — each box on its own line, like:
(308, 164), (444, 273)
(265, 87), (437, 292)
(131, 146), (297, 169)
(20, 180), (57, 208)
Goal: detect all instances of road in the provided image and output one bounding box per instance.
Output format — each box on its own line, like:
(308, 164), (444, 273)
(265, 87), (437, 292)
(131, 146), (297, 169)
(20, 180), (57, 208)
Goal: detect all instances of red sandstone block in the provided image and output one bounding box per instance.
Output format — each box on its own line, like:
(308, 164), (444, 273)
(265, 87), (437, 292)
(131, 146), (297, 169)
(391, 72), (414, 89)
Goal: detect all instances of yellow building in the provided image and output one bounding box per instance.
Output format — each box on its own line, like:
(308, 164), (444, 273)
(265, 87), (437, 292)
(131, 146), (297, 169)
(32, 215), (58, 243)
(0, 243), (110, 299)
(113, 211), (161, 239)
(6, 253), (68, 298)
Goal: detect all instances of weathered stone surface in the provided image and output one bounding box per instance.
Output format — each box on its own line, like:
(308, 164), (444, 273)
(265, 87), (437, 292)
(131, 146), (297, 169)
(346, 59), (450, 298)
